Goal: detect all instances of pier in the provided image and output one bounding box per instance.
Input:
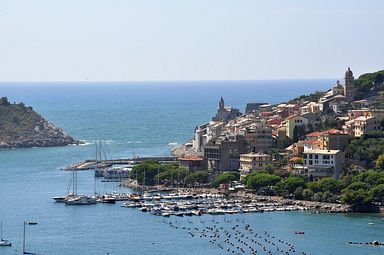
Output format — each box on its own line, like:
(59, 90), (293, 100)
(62, 156), (178, 171)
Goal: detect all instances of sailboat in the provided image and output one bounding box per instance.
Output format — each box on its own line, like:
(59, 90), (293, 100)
(64, 169), (97, 205)
(52, 169), (77, 202)
(0, 221), (11, 246)
(22, 221), (40, 254)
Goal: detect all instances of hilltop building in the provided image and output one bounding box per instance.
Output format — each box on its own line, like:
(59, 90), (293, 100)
(319, 67), (356, 113)
(344, 67), (356, 102)
(212, 97), (241, 121)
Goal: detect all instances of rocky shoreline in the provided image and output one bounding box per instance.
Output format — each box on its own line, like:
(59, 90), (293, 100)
(0, 97), (82, 149)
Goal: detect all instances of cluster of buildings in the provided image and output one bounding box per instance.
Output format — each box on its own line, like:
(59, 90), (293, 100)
(178, 68), (383, 182)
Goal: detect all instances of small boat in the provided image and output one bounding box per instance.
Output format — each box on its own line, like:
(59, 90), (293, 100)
(65, 195), (97, 205)
(0, 221), (11, 247)
(294, 231), (305, 235)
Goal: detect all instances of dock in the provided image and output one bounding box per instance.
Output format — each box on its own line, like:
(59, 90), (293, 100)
(62, 156), (178, 171)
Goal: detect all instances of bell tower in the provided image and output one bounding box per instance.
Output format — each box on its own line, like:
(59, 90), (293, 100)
(344, 67), (355, 102)
(219, 96), (224, 110)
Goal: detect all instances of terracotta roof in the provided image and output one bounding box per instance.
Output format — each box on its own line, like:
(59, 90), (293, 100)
(303, 139), (320, 145)
(286, 114), (299, 120)
(289, 157), (304, 162)
(321, 129), (343, 135)
(267, 119), (282, 125)
(179, 156), (205, 161)
(306, 131), (321, 137)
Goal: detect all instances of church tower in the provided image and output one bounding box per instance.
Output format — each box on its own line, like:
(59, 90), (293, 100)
(344, 67), (355, 102)
(219, 96), (224, 110)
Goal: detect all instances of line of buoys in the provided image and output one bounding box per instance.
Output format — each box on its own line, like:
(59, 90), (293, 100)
(166, 216), (309, 255)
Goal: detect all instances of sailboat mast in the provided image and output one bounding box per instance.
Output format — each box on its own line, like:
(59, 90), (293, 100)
(1, 221), (2, 240)
(23, 222), (26, 254)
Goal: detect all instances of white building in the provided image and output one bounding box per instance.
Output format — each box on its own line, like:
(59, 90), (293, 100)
(303, 149), (345, 180)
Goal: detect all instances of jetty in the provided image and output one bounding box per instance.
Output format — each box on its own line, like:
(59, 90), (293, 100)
(62, 156), (178, 171)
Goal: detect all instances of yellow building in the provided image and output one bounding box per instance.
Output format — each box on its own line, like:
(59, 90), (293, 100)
(239, 152), (271, 178)
(285, 115), (308, 138)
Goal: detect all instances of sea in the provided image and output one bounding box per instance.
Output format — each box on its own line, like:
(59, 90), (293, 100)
(0, 80), (383, 255)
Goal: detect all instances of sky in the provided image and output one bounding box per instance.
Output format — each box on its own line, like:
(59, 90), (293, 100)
(0, 0), (383, 81)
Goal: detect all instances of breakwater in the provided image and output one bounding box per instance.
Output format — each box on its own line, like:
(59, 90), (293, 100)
(62, 156), (178, 170)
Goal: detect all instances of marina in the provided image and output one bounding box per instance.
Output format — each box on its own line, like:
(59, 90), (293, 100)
(1, 82), (383, 255)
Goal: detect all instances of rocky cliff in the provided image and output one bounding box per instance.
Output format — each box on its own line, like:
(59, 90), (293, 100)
(0, 97), (82, 149)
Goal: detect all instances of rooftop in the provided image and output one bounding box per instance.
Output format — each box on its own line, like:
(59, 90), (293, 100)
(304, 149), (341, 155)
(179, 156), (205, 161)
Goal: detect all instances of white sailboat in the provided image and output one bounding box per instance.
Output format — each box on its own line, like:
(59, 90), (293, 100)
(0, 221), (11, 247)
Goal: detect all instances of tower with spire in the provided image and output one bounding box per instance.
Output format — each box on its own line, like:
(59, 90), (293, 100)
(212, 96), (241, 121)
(344, 67), (355, 102)
(219, 96), (224, 110)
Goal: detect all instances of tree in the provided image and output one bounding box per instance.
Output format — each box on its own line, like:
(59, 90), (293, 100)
(317, 178), (344, 193)
(374, 73), (383, 86)
(212, 172), (239, 187)
(277, 136), (293, 149)
(131, 161), (174, 185)
(185, 171), (209, 185)
(264, 164), (276, 174)
(245, 172), (281, 190)
(371, 184), (384, 203)
(341, 189), (373, 206)
(375, 154), (384, 170)
(302, 188), (314, 200)
(292, 125), (305, 143)
(352, 170), (384, 187)
(276, 176), (306, 194)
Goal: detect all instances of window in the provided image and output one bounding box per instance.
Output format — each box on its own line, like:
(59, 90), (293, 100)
(304, 160), (307, 165)
(309, 160), (313, 165)
(315, 155), (318, 159)
(304, 154), (308, 159)
(309, 154), (313, 159)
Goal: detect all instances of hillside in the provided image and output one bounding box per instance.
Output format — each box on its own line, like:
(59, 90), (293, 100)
(0, 97), (82, 149)
(354, 69), (384, 106)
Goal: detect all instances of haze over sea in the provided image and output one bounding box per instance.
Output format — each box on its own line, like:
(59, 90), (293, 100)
(0, 80), (383, 255)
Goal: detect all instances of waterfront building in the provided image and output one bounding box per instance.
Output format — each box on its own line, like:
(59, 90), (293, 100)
(212, 97), (241, 121)
(239, 152), (271, 178)
(192, 121), (225, 154)
(303, 149), (345, 180)
(204, 135), (248, 172)
(178, 156), (208, 171)
(285, 115), (308, 138)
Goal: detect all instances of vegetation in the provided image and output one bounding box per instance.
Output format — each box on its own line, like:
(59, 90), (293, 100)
(244, 172), (281, 191)
(131, 161), (210, 187)
(288, 91), (325, 104)
(344, 131), (384, 169)
(354, 70), (384, 100)
(212, 172), (240, 187)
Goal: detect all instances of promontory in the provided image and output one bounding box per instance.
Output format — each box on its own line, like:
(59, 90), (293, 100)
(0, 97), (82, 149)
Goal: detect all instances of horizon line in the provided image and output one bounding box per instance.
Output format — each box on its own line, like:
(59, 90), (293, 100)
(0, 78), (338, 83)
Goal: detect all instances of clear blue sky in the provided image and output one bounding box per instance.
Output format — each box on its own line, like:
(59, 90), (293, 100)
(0, 0), (383, 81)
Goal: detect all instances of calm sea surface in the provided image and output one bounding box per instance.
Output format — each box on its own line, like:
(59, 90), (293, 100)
(0, 80), (383, 255)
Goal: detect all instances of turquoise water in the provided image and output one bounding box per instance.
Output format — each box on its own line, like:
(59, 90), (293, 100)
(0, 80), (383, 255)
